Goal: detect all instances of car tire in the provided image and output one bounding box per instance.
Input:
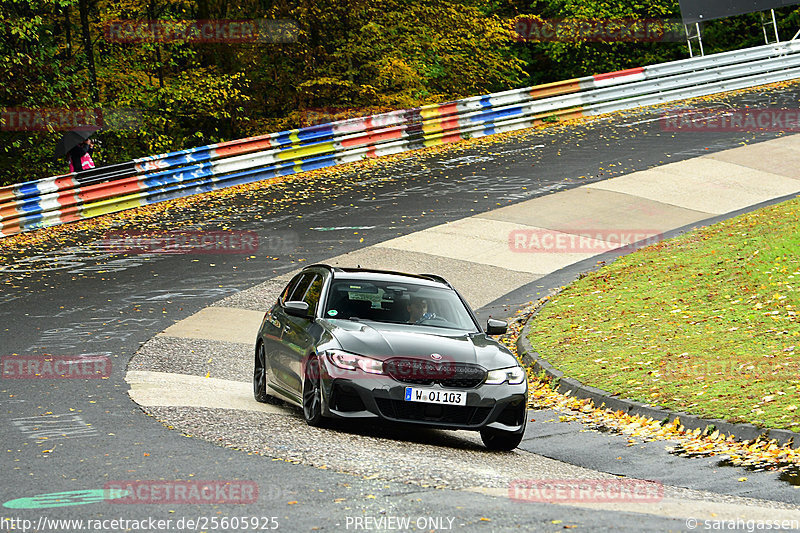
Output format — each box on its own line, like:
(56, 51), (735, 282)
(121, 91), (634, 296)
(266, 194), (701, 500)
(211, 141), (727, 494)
(302, 355), (325, 427)
(480, 428), (524, 451)
(253, 343), (270, 403)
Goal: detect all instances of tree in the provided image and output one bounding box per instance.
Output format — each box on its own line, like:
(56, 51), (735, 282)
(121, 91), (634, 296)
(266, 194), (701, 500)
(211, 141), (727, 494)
(0, 0), (88, 182)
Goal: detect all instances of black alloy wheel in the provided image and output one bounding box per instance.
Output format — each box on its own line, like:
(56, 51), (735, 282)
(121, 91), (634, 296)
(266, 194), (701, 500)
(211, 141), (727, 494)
(302, 355), (324, 426)
(253, 343), (269, 403)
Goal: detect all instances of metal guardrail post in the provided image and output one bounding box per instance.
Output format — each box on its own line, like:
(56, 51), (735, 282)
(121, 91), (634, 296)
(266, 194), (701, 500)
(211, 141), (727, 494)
(685, 22), (704, 58)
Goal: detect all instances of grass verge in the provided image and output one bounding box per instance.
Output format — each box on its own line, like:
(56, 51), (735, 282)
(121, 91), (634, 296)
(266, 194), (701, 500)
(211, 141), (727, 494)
(527, 196), (800, 431)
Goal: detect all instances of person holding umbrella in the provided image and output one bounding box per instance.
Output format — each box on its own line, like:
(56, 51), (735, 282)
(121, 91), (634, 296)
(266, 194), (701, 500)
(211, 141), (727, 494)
(54, 129), (99, 174)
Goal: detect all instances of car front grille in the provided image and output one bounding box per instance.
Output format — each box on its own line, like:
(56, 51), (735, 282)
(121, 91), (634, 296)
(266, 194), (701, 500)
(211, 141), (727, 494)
(375, 398), (492, 426)
(383, 358), (486, 388)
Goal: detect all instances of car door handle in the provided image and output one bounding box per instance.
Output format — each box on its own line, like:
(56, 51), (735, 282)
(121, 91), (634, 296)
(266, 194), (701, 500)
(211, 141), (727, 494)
(283, 325), (291, 333)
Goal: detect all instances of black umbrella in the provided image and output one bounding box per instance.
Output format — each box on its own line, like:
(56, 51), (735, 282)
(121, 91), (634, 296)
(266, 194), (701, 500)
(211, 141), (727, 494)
(54, 128), (99, 159)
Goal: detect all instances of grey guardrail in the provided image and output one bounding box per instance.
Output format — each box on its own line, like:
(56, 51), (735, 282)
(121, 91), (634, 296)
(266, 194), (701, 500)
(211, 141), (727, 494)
(3, 40), (800, 238)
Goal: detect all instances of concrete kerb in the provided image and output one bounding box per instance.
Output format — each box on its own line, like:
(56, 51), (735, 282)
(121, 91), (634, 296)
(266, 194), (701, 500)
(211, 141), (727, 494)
(519, 328), (798, 448)
(515, 276), (800, 451)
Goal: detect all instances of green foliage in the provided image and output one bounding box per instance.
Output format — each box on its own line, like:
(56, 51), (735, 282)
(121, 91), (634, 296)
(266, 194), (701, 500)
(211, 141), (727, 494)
(510, 1), (800, 84)
(342, 0), (527, 105)
(0, 0), (88, 181)
(256, 0), (525, 110)
(700, 6), (800, 55)
(511, 0), (685, 83)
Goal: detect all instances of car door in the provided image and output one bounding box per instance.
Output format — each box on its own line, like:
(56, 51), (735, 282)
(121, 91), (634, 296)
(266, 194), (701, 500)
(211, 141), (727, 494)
(281, 273), (325, 396)
(266, 273), (312, 397)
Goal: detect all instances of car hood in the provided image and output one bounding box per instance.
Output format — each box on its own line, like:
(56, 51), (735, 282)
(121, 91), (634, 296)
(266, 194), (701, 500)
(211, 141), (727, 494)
(322, 319), (517, 369)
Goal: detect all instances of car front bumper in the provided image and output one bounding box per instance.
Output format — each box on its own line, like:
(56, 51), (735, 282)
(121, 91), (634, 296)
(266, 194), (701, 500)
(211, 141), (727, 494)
(320, 370), (528, 433)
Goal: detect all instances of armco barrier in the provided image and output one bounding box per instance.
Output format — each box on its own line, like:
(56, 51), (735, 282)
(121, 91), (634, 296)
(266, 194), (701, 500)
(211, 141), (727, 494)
(3, 40), (800, 239)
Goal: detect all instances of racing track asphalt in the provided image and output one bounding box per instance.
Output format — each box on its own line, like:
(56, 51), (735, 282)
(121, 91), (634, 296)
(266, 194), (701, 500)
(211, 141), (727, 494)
(2, 84), (800, 531)
(128, 131), (800, 502)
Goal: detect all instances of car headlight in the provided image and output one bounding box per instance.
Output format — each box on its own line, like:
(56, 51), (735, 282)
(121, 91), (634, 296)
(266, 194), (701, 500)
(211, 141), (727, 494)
(327, 350), (384, 375)
(485, 366), (526, 385)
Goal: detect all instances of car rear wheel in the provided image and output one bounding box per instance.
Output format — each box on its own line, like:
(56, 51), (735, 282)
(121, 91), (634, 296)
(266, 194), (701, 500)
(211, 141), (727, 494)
(253, 343), (269, 403)
(302, 356), (324, 426)
(480, 428), (524, 451)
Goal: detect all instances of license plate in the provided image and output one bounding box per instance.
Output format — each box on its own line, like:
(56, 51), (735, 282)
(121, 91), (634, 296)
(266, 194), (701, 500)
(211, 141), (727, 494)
(404, 387), (466, 406)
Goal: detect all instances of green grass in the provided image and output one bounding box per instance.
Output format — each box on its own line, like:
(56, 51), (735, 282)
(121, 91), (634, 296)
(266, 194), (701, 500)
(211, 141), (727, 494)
(527, 197), (800, 431)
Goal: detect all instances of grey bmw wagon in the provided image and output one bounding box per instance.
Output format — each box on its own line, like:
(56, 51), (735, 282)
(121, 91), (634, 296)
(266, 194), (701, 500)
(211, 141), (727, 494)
(254, 265), (528, 450)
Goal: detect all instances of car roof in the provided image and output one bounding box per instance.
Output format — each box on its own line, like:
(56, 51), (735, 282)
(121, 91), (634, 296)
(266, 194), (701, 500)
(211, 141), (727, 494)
(305, 265), (451, 289)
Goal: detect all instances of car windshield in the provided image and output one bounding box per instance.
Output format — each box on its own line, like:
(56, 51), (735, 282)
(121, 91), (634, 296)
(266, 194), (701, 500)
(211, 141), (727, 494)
(323, 279), (479, 332)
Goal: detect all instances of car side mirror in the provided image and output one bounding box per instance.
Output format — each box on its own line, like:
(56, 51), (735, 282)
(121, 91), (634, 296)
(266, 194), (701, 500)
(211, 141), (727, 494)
(284, 300), (311, 319)
(486, 318), (507, 335)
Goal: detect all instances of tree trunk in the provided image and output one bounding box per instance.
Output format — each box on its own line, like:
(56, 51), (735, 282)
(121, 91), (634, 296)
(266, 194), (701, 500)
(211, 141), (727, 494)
(196, 0), (214, 67)
(63, 5), (73, 59)
(78, 0), (99, 103)
(148, 1), (165, 88)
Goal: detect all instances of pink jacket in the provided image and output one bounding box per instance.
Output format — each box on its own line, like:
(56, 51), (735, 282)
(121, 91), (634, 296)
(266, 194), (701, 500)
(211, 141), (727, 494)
(69, 151), (95, 173)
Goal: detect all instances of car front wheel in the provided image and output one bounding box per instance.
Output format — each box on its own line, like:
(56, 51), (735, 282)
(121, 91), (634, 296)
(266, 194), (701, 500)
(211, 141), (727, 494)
(480, 428), (524, 451)
(302, 355), (324, 426)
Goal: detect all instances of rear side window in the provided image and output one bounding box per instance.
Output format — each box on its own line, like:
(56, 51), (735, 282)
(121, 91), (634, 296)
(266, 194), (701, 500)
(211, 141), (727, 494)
(280, 272), (325, 316)
(279, 273), (305, 305)
(287, 273), (315, 302)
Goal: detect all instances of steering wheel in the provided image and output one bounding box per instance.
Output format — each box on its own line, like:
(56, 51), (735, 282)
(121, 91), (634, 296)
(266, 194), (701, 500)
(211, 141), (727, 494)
(415, 313), (447, 325)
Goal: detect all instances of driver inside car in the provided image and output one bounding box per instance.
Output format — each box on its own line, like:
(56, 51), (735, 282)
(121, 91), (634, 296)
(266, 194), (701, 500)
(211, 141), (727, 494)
(407, 296), (435, 324)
